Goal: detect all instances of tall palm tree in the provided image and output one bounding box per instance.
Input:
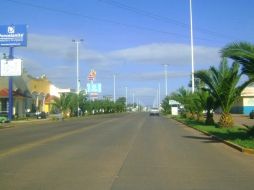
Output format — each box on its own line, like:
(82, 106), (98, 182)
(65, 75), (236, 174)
(195, 58), (253, 127)
(221, 42), (254, 78)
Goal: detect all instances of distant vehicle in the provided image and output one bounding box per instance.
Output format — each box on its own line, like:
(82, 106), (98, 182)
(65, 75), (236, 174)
(35, 111), (47, 119)
(149, 108), (159, 116)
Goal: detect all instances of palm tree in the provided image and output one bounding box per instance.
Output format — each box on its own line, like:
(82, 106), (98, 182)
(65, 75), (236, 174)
(171, 87), (196, 119)
(52, 93), (71, 117)
(195, 58), (253, 128)
(221, 42), (254, 78)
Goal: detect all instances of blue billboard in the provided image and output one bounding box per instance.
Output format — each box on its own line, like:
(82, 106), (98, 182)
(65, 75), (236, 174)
(0, 25), (27, 47)
(87, 83), (102, 93)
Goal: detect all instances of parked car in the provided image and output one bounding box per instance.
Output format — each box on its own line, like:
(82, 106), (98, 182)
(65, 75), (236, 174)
(0, 111), (9, 123)
(35, 111), (47, 119)
(0, 116), (9, 123)
(250, 110), (254, 119)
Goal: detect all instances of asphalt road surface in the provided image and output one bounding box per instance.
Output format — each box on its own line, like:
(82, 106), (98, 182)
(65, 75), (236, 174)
(0, 113), (254, 190)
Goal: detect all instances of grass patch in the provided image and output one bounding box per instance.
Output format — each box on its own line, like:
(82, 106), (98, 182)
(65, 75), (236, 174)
(173, 116), (254, 149)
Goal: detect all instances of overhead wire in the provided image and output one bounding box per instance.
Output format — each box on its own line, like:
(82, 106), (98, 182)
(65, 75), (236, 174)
(98, 0), (237, 41)
(5, 0), (224, 43)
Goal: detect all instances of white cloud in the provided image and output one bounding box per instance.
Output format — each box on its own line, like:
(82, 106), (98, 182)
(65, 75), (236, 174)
(4, 33), (221, 90)
(109, 43), (220, 68)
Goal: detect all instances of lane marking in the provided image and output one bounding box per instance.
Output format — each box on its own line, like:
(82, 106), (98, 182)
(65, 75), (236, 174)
(0, 118), (119, 159)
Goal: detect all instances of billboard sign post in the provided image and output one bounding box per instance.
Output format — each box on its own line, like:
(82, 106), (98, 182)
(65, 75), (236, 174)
(0, 24), (28, 121)
(0, 25), (27, 47)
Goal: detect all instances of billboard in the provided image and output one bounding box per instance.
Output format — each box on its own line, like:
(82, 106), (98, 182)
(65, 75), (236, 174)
(0, 25), (27, 47)
(87, 83), (102, 93)
(0, 59), (22, 76)
(87, 69), (96, 81)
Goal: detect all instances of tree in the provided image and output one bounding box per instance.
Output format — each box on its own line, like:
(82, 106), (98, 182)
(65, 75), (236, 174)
(221, 42), (254, 78)
(195, 58), (253, 127)
(52, 93), (71, 117)
(170, 87), (196, 119)
(161, 96), (171, 114)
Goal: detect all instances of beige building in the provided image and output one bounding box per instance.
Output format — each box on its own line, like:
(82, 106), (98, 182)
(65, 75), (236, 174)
(0, 71), (71, 117)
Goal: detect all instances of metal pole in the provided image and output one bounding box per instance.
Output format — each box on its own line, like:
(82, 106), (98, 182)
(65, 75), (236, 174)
(113, 74), (116, 103)
(158, 83), (161, 107)
(132, 93), (135, 108)
(190, 0), (195, 93)
(72, 39), (83, 117)
(125, 87), (128, 107)
(164, 64), (168, 96)
(8, 47), (14, 121)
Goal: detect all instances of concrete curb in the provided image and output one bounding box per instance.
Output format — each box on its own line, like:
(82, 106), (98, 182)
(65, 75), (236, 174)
(172, 117), (254, 155)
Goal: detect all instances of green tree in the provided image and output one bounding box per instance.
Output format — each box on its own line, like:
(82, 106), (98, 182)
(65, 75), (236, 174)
(161, 96), (171, 114)
(195, 58), (253, 127)
(221, 42), (254, 78)
(171, 87), (196, 119)
(52, 93), (71, 117)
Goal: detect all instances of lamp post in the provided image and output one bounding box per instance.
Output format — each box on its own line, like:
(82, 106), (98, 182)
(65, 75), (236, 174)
(72, 39), (83, 117)
(163, 64), (168, 96)
(113, 74), (116, 103)
(189, 0), (195, 93)
(125, 86), (128, 107)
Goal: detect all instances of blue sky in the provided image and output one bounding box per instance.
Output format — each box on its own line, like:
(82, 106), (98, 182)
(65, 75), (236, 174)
(1, 0), (254, 106)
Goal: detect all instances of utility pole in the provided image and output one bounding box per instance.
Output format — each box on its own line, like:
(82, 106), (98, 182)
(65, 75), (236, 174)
(125, 87), (128, 107)
(72, 39), (83, 117)
(113, 74), (116, 103)
(163, 64), (168, 96)
(189, 0), (195, 93)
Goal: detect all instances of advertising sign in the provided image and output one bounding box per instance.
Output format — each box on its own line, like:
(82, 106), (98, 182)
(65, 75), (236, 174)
(87, 69), (96, 81)
(0, 59), (22, 76)
(87, 83), (102, 93)
(0, 25), (27, 47)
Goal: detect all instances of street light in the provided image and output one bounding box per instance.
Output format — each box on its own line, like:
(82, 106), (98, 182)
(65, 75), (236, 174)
(189, 0), (195, 93)
(113, 74), (116, 103)
(72, 39), (84, 117)
(125, 86), (128, 107)
(163, 64), (168, 96)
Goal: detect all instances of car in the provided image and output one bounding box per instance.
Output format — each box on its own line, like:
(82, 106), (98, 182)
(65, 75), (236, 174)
(35, 111), (47, 119)
(0, 116), (9, 123)
(149, 108), (159, 116)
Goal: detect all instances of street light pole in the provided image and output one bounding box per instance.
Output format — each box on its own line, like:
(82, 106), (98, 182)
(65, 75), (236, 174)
(163, 64), (168, 96)
(125, 87), (128, 107)
(189, 0), (195, 93)
(113, 74), (116, 103)
(72, 39), (83, 117)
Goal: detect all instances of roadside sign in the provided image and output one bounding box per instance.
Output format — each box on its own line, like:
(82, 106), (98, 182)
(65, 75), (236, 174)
(0, 59), (22, 76)
(87, 83), (102, 93)
(87, 69), (96, 81)
(0, 25), (27, 47)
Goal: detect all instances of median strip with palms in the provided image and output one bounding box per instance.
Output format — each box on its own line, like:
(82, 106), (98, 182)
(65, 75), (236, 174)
(161, 41), (254, 149)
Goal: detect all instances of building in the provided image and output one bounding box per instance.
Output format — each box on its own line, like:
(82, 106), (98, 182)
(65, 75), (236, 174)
(231, 83), (254, 115)
(0, 70), (71, 118)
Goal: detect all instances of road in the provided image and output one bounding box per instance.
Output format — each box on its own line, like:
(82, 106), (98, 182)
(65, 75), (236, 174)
(0, 113), (254, 190)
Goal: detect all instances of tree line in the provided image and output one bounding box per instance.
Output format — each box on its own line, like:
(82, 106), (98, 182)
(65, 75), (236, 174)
(162, 42), (254, 128)
(51, 91), (126, 117)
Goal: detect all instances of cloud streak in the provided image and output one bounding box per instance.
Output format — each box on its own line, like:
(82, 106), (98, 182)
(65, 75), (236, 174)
(3, 33), (221, 91)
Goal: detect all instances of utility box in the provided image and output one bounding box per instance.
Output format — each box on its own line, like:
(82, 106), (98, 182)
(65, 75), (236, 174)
(171, 106), (178, 116)
(169, 100), (180, 116)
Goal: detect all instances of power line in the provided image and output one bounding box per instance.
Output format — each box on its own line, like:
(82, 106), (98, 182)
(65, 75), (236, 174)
(99, 0), (237, 41)
(5, 0), (223, 43)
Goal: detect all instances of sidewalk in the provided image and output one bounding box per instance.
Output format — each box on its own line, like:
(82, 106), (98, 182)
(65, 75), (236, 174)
(214, 114), (254, 127)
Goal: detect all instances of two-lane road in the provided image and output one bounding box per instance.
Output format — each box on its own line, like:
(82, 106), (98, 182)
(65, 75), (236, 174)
(0, 113), (254, 190)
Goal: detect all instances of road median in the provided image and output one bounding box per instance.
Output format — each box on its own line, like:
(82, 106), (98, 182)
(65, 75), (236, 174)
(168, 115), (254, 154)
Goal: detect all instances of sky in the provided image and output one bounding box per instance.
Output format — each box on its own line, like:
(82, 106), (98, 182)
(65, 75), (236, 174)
(0, 0), (254, 106)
